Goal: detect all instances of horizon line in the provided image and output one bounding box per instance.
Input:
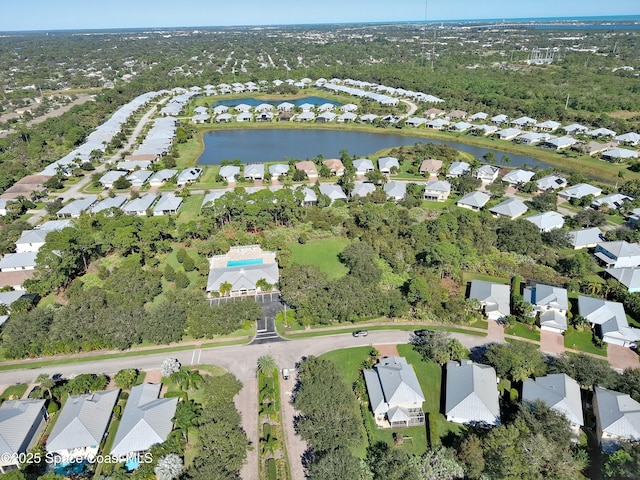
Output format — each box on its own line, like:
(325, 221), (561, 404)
(1, 14), (639, 34)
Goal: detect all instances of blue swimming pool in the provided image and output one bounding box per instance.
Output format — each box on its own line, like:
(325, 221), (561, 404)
(125, 456), (140, 471)
(227, 258), (263, 267)
(53, 459), (89, 476)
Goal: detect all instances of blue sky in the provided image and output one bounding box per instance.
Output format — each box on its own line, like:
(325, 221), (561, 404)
(1, 0), (638, 31)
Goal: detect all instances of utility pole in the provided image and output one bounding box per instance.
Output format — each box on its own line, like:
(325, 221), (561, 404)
(565, 94), (570, 110)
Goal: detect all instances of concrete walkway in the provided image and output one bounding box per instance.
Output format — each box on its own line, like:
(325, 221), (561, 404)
(279, 370), (306, 480)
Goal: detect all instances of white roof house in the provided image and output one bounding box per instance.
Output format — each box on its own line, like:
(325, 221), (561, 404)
(595, 241), (640, 268)
(123, 194), (157, 216)
(558, 183), (602, 200)
(117, 160), (152, 171)
(110, 384), (178, 459)
(47, 389), (120, 461)
(607, 268), (640, 293)
(99, 171), (128, 188)
(578, 295), (640, 347)
(602, 148), (639, 161)
(0, 199), (7, 216)
(424, 180), (451, 202)
(592, 193), (632, 210)
(384, 181), (407, 202)
(363, 356), (425, 428)
(353, 159), (375, 175)
(495, 128), (521, 140)
(378, 156), (399, 174)
(318, 184), (347, 203)
(445, 360), (500, 427)
(426, 118), (450, 130)
(473, 124), (499, 136)
(206, 245), (279, 296)
(502, 169), (535, 185)
(89, 195), (128, 215)
(352, 182), (376, 198)
(177, 168), (202, 186)
(244, 164), (265, 180)
(563, 123), (589, 135)
(614, 132), (640, 146)
(535, 120), (562, 132)
(447, 161), (470, 178)
(525, 211), (565, 233)
(126, 170), (153, 187)
(524, 283), (569, 333)
(474, 165), (500, 183)
(201, 190), (228, 209)
(0, 399), (47, 474)
(468, 280), (510, 321)
(152, 193), (183, 216)
(594, 387), (640, 452)
(489, 198), (528, 219)
(148, 169), (178, 187)
(536, 175), (567, 191)
(522, 374), (584, 434)
(587, 128), (617, 138)
(515, 132), (550, 145)
(56, 195), (99, 219)
(269, 164), (289, 177)
(542, 137), (578, 150)
(491, 114), (509, 125)
(457, 191), (490, 211)
(219, 165), (241, 183)
(299, 187), (317, 206)
(512, 116), (537, 128)
(568, 227), (603, 249)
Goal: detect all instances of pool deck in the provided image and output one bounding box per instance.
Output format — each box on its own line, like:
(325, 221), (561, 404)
(209, 245), (276, 269)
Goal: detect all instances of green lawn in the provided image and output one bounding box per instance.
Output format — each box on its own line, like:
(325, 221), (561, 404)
(564, 327), (608, 356)
(461, 272), (510, 285)
(0, 383), (28, 401)
(287, 237), (350, 280)
(321, 347), (372, 386)
(176, 194), (204, 223)
(505, 323), (541, 341)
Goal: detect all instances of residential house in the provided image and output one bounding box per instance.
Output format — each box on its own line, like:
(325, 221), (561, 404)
(587, 128), (617, 138)
(364, 356), (425, 428)
(352, 182), (376, 198)
(295, 161), (318, 179)
(236, 112), (253, 122)
(299, 103), (315, 111)
(234, 103), (251, 113)
(0, 399), (47, 474)
(578, 295), (640, 347)
(89, 195), (128, 215)
(46, 389), (120, 463)
(423, 181), (451, 202)
(269, 164), (289, 178)
(468, 280), (511, 321)
(419, 159), (443, 177)
(425, 108), (445, 119)
(99, 171), (127, 189)
(426, 119), (449, 130)
(515, 132), (550, 145)
(502, 169), (535, 185)
(614, 132), (640, 146)
(191, 113), (210, 124)
(296, 111), (316, 122)
(256, 112), (274, 122)
(594, 387), (640, 452)
(213, 105), (229, 115)
(219, 165), (241, 183)
(535, 120), (562, 132)
(451, 121), (473, 133)
(126, 170), (152, 187)
(606, 268), (640, 293)
(316, 112), (337, 123)
(445, 360), (500, 427)
(495, 128), (521, 140)
(0, 199), (7, 216)
(206, 245), (279, 296)
(56, 196), (98, 218)
(524, 283), (569, 333)
(216, 113), (233, 123)
(525, 211), (565, 233)
(299, 187), (317, 206)
(472, 124), (499, 136)
(152, 193), (183, 216)
(489, 198), (528, 219)
(15, 220), (71, 253)
(123, 194), (157, 216)
(110, 384), (178, 459)
(602, 148), (639, 162)
(177, 168), (202, 186)
(318, 184), (347, 203)
(0, 252), (37, 273)
(474, 165), (500, 183)
(360, 113), (379, 123)
(322, 159), (345, 177)
(378, 156), (399, 174)
(457, 191), (490, 211)
(148, 169), (178, 187)
(568, 227), (603, 250)
(340, 103), (358, 112)
(201, 190), (227, 209)
(563, 123), (589, 136)
(468, 112), (488, 121)
(511, 116), (537, 128)
(244, 164), (265, 181)
(255, 103), (273, 113)
(117, 160), (152, 171)
(574, 141), (612, 156)
(277, 102), (295, 112)
(447, 109), (468, 120)
(536, 175), (567, 191)
(592, 193), (632, 210)
(405, 117), (427, 127)
(384, 181), (406, 202)
(337, 112), (358, 123)
(447, 161), (471, 178)
(491, 114), (509, 125)
(558, 183), (602, 201)
(522, 374), (584, 436)
(353, 159), (375, 176)
(594, 241), (640, 268)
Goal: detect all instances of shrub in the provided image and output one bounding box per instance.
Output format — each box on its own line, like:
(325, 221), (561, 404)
(47, 401), (60, 414)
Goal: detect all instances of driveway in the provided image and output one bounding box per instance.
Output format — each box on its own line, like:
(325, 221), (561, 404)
(607, 344), (639, 371)
(540, 329), (565, 355)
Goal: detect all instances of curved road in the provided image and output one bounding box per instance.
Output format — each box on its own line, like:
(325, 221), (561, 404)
(0, 330), (493, 480)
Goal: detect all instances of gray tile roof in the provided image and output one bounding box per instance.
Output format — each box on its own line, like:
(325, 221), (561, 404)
(201, 190), (228, 208)
(559, 183), (602, 199)
(300, 187), (317, 204)
(0, 289), (27, 307)
(0, 252), (37, 271)
(110, 384), (178, 458)
(364, 356), (425, 415)
(595, 387), (640, 448)
(269, 164), (289, 176)
(592, 193), (632, 210)
(123, 194), (157, 215)
(383, 181), (406, 200)
(378, 156), (399, 171)
(177, 168), (202, 184)
(0, 399), (46, 457)
(353, 159), (374, 173)
(525, 211), (565, 232)
(57, 195), (98, 217)
(457, 191), (490, 209)
(445, 360), (500, 426)
(569, 228), (603, 248)
(244, 164), (265, 178)
(318, 184), (347, 202)
(153, 193), (183, 215)
(489, 198), (528, 218)
(149, 169), (178, 185)
(126, 170), (153, 186)
(219, 165), (241, 181)
(424, 180), (451, 193)
(597, 241), (640, 259)
(522, 374), (583, 427)
(524, 284), (569, 311)
(99, 171), (127, 186)
(469, 281), (511, 318)
(352, 182), (376, 198)
(47, 389), (119, 452)
(607, 267), (640, 291)
(447, 161), (470, 177)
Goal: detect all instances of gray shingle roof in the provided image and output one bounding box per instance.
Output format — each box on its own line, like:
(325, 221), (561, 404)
(445, 360), (500, 426)
(457, 191), (490, 209)
(489, 198), (528, 218)
(153, 193), (183, 214)
(47, 389), (119, 452)
(90, 195), (128, 214)
(525, 211), (565, 231)
(0, 399), (46, 456)
(352, 182), (376, 198)
(0, 252), (38, 271)
(607, 267), (640, 291)
(384, 181), (406, 200)
(559, 183), (602, 199)
(524, 284), (569, 311)
(123, 194), (157, 214)
(595, 387), (640, 446)
(569, 227), (603, 248)
(468, 281), (511, 318)
(522, 374), (583, 427)
(364, 356), (425, 416)
(110, 384), (178, 458)
(57, 195), (98, 217)
(318, 184), (347, 202)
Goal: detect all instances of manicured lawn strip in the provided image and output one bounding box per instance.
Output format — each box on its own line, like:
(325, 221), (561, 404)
(282, 324), (487, 339)
(462, 272), (510, 285)
(505, 323), (541, 341)
(564, 327), (608, 357)
(0, 339), (250, 371)
(287, 237), (350, 280)
(95, 397), (127, 476)
(320, 347), (372, 390)
(176, 194), (204, 223)
(0, 383), (28, 401)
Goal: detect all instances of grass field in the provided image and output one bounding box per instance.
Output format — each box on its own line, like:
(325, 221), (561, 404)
(287, 237), (350, 280)
(564, 327), (608, 356)
(176, 194), (204, 223)
(0, 383), (28, 401)
(462, 272), (510, 285)
(505, 323), (541, 341)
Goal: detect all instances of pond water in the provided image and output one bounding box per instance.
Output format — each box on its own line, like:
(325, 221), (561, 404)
(211, 96), (343, 108)
(198, 128), (551, 169)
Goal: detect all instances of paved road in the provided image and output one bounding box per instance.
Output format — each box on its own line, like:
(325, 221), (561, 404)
(0, 330), (494, 480)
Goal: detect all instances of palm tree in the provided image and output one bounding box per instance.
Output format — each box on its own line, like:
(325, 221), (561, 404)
(35, 373), (55, 399)
(256, 278), (272, 292)
(172, 400), (201, 443)
(257, 355), (278, 377)
(219, 281), (232, 297)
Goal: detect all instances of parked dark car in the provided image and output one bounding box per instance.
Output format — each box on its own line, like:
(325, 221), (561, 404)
(352, 330), (369, 337)
(414, 329), (429, 336)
